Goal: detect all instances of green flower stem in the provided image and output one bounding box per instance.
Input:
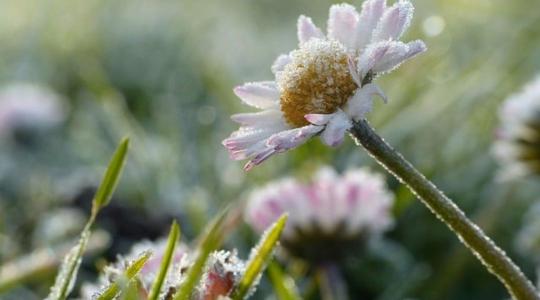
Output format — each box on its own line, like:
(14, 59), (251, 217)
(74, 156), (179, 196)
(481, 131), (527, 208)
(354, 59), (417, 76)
(349, 120), (539, 300)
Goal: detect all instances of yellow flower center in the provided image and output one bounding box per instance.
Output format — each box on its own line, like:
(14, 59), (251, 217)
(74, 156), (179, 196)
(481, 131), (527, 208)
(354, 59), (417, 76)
(278, 39), (358, 127)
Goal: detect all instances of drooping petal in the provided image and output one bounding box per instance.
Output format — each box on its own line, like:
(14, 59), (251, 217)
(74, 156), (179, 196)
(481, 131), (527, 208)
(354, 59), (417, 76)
(344, 83), (387, 121)
(372, 40), (426, 74)
(222, 127), (277, 153)
(233, 81), (280, 109)
(372, 0), (414, 42)
(271, 54), (292, 75)
(356, 0), (387, 50)
(304, 113), (334, 125)
(267, 125), (324, 151)
(297, 15), (324, 44)
(242, 125), (323, 171)
(327, 4), (359, 50)
(319, 110), (352, 147)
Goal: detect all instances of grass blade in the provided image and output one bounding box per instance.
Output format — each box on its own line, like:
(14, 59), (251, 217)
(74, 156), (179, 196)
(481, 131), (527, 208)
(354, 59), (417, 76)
(147, 220), (181, 300)
(231, 214), (288, 300)
(45, 138), (130, 300)
(267, 262), (301, 300)
(92, 137), (130, 214)
(173, 210), (229, 300)
(97, 251), (152, 300)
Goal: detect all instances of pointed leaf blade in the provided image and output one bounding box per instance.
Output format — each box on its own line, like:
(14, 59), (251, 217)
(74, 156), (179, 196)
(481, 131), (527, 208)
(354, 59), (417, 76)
(232, 214), (288, 300)
(147, 220), (181, 300)
(173, 210), (229, 300)
(93, 137), (130, 213)
(97, 251), (152, 300)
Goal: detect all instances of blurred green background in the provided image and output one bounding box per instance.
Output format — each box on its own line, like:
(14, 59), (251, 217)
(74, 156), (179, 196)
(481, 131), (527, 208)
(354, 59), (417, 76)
(1, 0), (540, 299)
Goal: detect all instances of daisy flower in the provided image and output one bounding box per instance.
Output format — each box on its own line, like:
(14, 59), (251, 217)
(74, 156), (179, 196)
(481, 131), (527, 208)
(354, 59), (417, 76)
(245, 167), (394, 263)
(223, 0), (426, 170)
(494, 75), (540, 179)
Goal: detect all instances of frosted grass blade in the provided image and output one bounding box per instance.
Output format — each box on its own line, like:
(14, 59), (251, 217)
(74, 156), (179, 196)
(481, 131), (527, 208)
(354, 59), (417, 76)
(147, 220), (181, 300)
(231, 214), (288, 300)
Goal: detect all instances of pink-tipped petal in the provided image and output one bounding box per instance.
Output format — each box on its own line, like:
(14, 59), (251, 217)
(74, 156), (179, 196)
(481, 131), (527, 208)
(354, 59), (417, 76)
(327, 4), (359, 50)
(297, 15), (324, 44)
(305, 113), (334, 125)
(345, 83), (387, 121)
(320, 110), (352, 147)
(233, 81), (280, 109)
(372, 40), (426, 74)
(244, 148), (276, 171)
(267, 125), (323, 151)
(356, 0), (387, 50)
(372, 0), (414, 42)
(271, 54), (292, 75)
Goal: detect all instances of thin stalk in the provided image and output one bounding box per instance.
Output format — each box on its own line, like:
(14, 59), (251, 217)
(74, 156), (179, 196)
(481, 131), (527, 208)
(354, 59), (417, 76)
(317, 264), (349, 300)
(349, 120), (539, 300)
(427, 183), (517, 298)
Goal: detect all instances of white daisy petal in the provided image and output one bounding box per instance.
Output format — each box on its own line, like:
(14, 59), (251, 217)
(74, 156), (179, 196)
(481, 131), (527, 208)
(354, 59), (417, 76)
(320, 110), (352, 147)
(271, 54), (292, 75)
(357, 40), (392, 79)
(372, 40), (426, 74)
(345, 83), (387, 121)
(231, 109), (284, 127)
(372, 0), (414, 42)
(297, 15), (324, 44)
(356, 0), (387, 50)
(327, 4), (359, 50)
(304, 113), (334, 125)
(267, 125), (324, 151)
(233, 81), (280, 109)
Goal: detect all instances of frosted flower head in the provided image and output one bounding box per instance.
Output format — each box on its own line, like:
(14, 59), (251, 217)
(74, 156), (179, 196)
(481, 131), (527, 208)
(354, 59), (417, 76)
(223, 0), (426, 170)
(0, 83), (67, 136)
(494, 76), (540, 179)
(245, 167), (394, 263)
(80, 239), (245, 300)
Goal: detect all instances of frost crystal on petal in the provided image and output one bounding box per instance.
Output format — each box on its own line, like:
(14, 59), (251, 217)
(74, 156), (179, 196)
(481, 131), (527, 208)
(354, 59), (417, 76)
(223, 0), (425, 170)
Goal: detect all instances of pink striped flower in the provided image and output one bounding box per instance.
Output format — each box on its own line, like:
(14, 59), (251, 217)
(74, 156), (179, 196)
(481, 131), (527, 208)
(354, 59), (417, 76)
(223, 0), (426, 170)
(245, 167), (394, 262)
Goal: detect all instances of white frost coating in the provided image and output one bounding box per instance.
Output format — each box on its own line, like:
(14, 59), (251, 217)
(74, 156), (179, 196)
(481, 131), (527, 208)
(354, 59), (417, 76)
(46, 229), (90, 300)
(223, 0), (426, 170)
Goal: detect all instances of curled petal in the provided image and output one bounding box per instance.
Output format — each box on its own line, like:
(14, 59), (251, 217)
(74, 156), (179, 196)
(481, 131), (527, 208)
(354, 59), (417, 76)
(233, 81), (280, 109)
(345, 83), (387, 121)
(356, 0), (387, 50)
(372, 0), (414, 42)
(305, 113), (334, 125)
(372, 40), (427, 74)
(327, 4), (359, 50)
(267, 125), (323, 151)
(242, 125), (323, 171)
(320, 110), (352, 147)
(271, 54), (292, 75)
(297, 15), (324, 44)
